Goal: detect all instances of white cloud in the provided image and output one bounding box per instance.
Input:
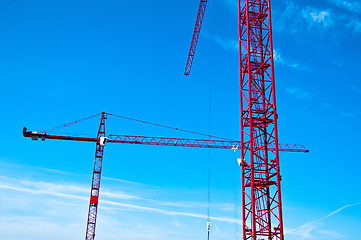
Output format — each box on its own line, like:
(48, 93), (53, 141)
(0, 216), (84, 240)
(12, 177), (141, 200)
(273, 1), (300, 32)
(322, 103), (356, 118)
(328, 0), (361, 33)
(316, 229), (342, 238)
(286, 203), (361, 239)
(285, 222), (321, 239)
(223, 0), (237, 11)
(273, 1), (335, 32)
(317, 203), (361, 220)
(0, 175), (238, 224)
(273, 49), (305, 70)
(0, 170), (244, 240)
(311, 11), (331, 24)
(286, 87), (314, 99)
(101, 199), (237, 223)
(350, 85), (361, 94)
(212, 41), (306, 71)
(103, 176), (144, 185)
(212, 35), (238, 52)
(332, 0), (361, 13)
(273, 49), (283, 63)
(302, 7), (334, 28)
(347, 19), (361, 32)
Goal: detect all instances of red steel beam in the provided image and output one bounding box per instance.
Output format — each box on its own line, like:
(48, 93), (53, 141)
(23, 118), (308, 240)
(239, 0), (284, 239)
(108, 135), (308, 153)
(23, 128), (308, 153)
(184, 0), (208, 75)
(23, 128), (97, 142)
(85, 113), (106, 240)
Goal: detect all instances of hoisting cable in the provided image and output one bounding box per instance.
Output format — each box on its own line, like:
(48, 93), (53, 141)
(43, 112), (232, 141)
(207, 1), (213, 239)
(233, 149), (241, 240)
(207, 152), (211, 240)
(107, 112), (232, 141)
(45, 113), (102, 133)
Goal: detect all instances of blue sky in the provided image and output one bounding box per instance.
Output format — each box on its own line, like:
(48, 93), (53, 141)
(0, 0), (360, 239)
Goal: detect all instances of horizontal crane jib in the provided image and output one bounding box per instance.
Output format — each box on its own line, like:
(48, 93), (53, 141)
(23, 127), (308, 153)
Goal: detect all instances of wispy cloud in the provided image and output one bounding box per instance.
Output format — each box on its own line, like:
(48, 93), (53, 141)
(223, 0), (237, 11)
(286, 222), (320, 239)
(331, 0), (361, 13)
(0, 175), (237, 224)
(317, 229), (342, 238)
(286, 203), (361, 239)
(327, 0), (361, 33)
(0, 216), (84, 240)
(350, 85), (361, 94)
(273, 49), (305, 70)
(212, 35), (238, 52)
(273, 1), (300, 32)
(212, 38), (308, 71)
(322, 103), (356, 118)
(225, 0), (360, 34)
(0, 165), (242, 240)
(316, 203), (361, 220)
(286, 87), (314, 99)
(101, 199), (237, 223)
(347, 19), (361, 32)
(274, 1), (334, 32)
(102, 176), (144, 185)
(302, 7), (334, 28)
(39, 165), (151, 186)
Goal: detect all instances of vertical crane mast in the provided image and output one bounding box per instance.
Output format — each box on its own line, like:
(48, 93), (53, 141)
(85, 112), (107, 240)
(184, 0), (207, 75)
(238, 0), (284, 239)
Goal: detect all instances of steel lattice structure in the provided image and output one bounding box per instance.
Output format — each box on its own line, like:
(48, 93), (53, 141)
(184, 0), (208, 75)
(85, 112), (107, 240)
(23, 111), (307, 240)
(238, 0), (284, 239)
(22, 127), (308, 153)
(22, 0), (302, 239)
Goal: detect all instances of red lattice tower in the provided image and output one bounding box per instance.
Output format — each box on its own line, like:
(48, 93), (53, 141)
(85, 112), (107, 240)
(184, 0), (207, 75)
(238, 0), (284, 239)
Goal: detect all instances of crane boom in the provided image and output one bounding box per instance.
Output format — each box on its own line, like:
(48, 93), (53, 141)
(23, 128), (309, 153)
(85, 112), (106, 240)
(23, 109), (308, 240)
(184, 0), (208, 75)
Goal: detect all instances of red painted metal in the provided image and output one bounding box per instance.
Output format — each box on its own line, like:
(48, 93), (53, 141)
(85, 112), (107, 240)
(238, 0), (284, 239)
(22, 129), (309, 153)
(184, 0), (208, 75)
(108, 135), (308, 153)
(109, 134), (241, 149)
(22, 129), (98, 142)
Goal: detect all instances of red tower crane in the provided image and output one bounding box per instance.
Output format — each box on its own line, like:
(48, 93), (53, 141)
(239, 1), (284, 239)
(185, 0), (289, 239)
(184, 0), (208, 75)
(23, 112), (308, 240)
